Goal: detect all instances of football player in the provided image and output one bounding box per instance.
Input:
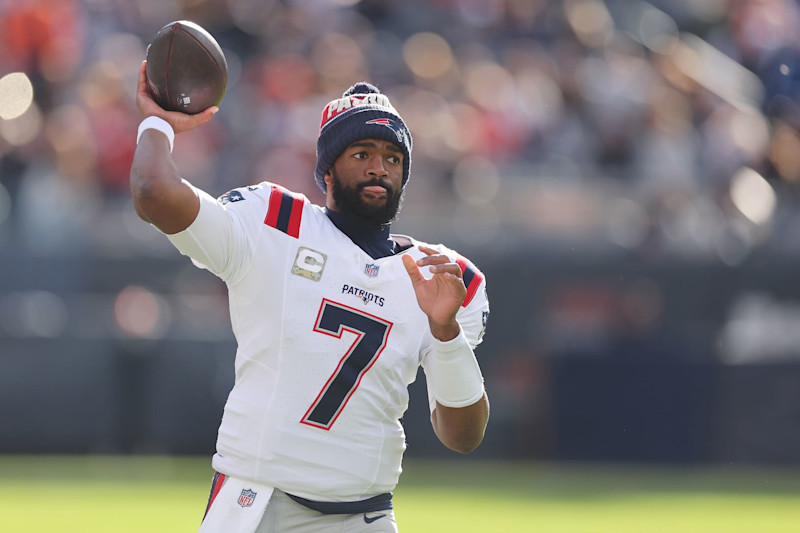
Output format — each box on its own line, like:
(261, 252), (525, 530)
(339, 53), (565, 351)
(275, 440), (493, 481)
(130, 60), (490, 533)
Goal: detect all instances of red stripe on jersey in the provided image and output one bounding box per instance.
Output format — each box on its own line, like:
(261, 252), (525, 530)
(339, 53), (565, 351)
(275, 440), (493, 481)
(203, 472), (226, 520)
(456, 255), (484, 308)
(286, 194), (304, 238)
(264, 186), (284, 228)
(264, 185), (304, 238)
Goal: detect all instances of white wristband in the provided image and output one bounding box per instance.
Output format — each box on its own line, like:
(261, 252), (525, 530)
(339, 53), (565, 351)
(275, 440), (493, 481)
(137, 116), (175, 153)
(426, 331), (484, 408)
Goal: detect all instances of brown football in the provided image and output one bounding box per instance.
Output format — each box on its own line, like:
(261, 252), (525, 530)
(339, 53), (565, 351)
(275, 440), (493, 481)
(145, 20), (227, 114)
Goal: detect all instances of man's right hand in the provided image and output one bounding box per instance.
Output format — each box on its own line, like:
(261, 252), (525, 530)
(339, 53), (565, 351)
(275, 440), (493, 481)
(136, 60), (218, 134)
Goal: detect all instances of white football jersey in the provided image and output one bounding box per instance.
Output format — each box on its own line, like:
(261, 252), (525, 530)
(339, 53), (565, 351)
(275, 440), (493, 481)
(166, 181), (489, 502)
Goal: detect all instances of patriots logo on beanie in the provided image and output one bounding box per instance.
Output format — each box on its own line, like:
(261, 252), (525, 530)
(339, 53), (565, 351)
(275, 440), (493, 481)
(365, 118), (409, 146)
(315, 82), (413, 193)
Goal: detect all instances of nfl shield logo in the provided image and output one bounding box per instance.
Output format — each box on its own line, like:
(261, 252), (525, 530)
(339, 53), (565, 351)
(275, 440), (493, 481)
(238, 488), (257, 508)
(364, 263), (380, 277)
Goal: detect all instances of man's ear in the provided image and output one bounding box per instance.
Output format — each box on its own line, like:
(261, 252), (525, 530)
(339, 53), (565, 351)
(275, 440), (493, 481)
(324, 170), (333, 188)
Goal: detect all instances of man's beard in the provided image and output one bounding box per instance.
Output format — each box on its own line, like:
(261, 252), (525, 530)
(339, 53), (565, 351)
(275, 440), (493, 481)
(330, 166), (404, 226)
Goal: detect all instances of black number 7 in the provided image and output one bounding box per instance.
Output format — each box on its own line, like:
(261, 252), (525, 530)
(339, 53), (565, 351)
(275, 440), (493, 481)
(301, 299), (393, 430)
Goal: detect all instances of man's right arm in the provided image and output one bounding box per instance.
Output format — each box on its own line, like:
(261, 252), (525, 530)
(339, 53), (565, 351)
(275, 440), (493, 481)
(130, 129), (200, 234)
(129, 60), (217, 235)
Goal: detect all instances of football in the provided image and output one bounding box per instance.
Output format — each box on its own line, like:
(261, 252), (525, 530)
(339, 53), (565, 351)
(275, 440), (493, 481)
(145, 20), (228, 114)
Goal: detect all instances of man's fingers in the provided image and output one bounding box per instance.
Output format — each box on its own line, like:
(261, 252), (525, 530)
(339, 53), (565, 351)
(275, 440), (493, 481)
(418, 245), (439, 256)
(416, 253), (463, 279)
(429, 263), (463, 277)
(416, 253), (453, 267)
(402, 254), (425, 284)
(136, 60), (166, 119)
(406, 249), (464, 278)
(199, 106), (219, 122)
(183, 107), (217, 130)
(404, 254), (464, 284)
(137, 61), (148, 93)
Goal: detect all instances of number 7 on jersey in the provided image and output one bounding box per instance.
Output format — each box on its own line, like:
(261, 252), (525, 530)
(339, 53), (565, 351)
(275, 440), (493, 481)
(301, 299), (393, 430)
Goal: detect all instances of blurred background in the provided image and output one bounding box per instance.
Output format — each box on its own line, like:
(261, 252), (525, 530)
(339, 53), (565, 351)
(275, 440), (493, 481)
(2, 0), (800, 467)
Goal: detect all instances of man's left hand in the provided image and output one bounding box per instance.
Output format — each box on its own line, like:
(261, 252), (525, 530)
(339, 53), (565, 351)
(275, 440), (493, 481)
(402, 246), (466, 341)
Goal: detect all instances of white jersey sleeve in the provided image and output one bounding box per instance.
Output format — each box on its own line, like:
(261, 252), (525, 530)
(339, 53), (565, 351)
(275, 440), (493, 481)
(166, 185), (265, 285)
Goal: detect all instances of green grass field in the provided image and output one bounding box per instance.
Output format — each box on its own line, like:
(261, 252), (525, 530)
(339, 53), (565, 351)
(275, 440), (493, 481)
(1, 455), (799, 532)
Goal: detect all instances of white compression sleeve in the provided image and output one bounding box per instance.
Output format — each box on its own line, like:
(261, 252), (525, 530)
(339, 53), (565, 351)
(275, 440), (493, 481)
(426, 331), (484, 408)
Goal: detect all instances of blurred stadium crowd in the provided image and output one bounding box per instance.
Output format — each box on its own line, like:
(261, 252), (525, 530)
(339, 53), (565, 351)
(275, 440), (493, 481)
(1, 0), (799, 258)
(3, 0), (800, 460)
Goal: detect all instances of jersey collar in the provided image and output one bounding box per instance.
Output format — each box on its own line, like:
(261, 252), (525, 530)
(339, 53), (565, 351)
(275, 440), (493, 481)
(324, 208), (398, 259)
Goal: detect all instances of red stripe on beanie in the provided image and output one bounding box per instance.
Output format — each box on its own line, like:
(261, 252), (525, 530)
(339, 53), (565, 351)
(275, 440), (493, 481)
(320, 93), (396, 129)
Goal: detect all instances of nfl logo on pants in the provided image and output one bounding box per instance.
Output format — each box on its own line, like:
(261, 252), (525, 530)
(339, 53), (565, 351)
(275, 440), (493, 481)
(238, 488), (257, 508)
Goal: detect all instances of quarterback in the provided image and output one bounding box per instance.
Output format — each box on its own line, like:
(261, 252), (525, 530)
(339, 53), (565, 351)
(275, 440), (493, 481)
(130, 60), (490, 533)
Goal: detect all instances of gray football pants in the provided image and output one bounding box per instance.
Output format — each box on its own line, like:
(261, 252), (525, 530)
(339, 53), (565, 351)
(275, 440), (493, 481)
(255, 490), (398, 533)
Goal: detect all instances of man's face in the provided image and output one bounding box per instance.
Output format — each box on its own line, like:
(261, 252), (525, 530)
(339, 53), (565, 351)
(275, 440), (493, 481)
(326, 138), (405, 225)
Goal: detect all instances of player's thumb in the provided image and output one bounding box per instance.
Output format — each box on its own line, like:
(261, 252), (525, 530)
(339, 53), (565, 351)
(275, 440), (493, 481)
(201, 106), (219, 122)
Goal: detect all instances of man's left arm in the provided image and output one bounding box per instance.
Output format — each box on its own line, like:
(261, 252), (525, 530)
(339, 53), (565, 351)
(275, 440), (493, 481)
(402, 247), (490, 454)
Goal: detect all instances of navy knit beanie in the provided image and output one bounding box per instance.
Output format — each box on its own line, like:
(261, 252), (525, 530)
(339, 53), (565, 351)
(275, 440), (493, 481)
(315, 82), (413, 193)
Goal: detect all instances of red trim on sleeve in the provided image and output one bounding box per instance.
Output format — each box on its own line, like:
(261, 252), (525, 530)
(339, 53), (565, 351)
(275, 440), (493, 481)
(456, 256), (484, 308)
(263, 185), (304, 238)
(203, 472), (226, 520)
(286, 194), (304, 238)
(264, 186), (282, 228)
